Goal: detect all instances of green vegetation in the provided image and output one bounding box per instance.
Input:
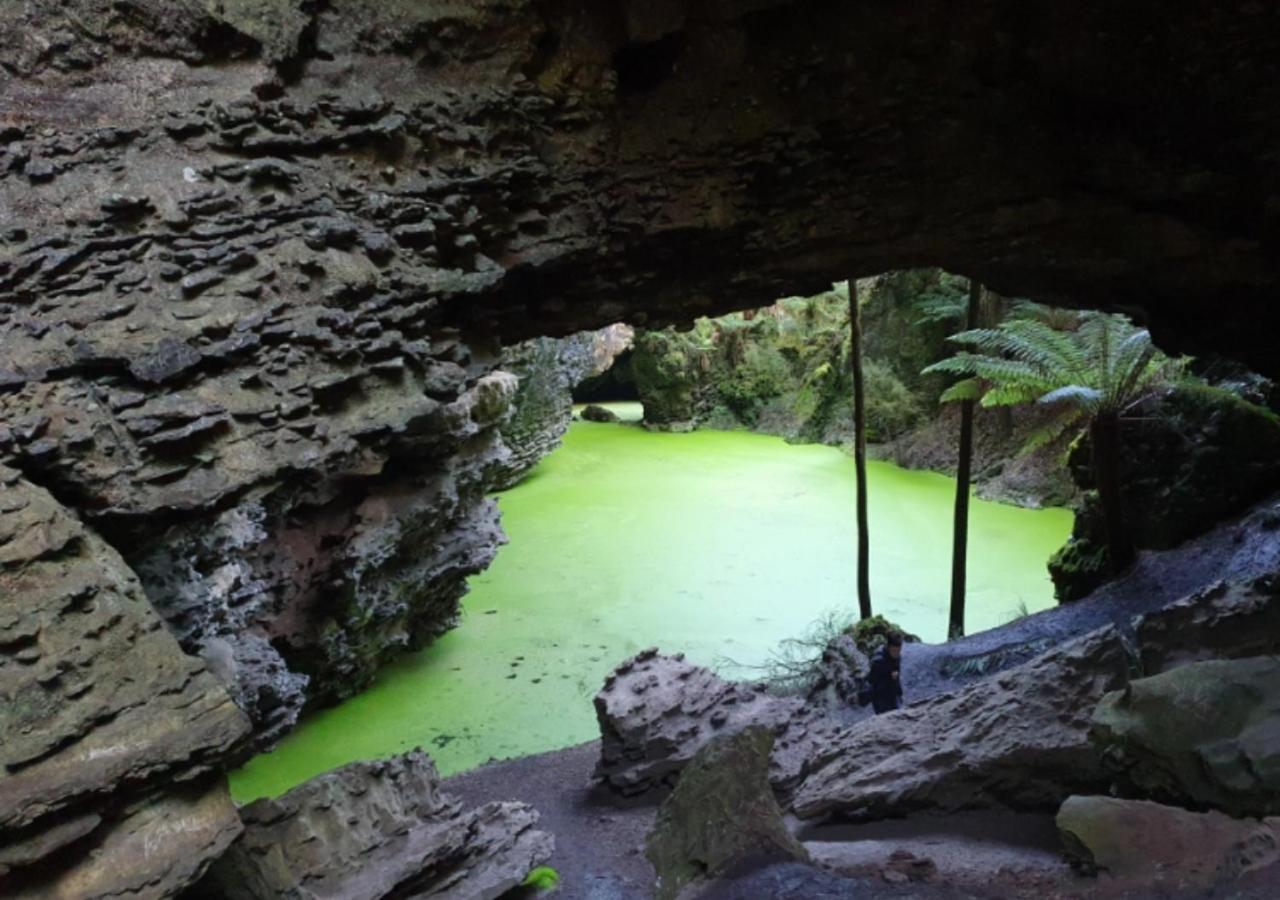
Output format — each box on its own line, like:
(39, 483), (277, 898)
(1051, 380), (1280, 599)
(230, 412), (1070, 802)
(630, 277), (937, 444)
(926, 311), (1185, 579)
(521, 866), (561, 891)
(743, 611), (918, 696)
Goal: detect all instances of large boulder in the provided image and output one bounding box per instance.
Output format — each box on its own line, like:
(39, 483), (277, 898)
(198, 750), (553, 900)
(594, 649), (804, 795)
(0, 466), (250, 896)
(6, 783), (244, 900)
(580, 402), (621, 423)
(646, 727), (809, 900)
(792, 626), (1131, 820)
(1092, 656), (1280, 817)
(1134, 573), (1280, 675)
(1057, 795), (1280, 890)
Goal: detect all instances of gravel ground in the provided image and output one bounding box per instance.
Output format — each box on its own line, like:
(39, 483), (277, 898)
(445, 493), (1280, 899)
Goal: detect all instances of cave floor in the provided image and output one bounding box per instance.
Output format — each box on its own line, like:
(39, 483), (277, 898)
(449, 740), (1280, 900)
(446, 492), (1280, 900)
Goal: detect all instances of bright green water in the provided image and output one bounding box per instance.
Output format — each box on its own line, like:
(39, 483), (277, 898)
(230, 404), (1071, 802)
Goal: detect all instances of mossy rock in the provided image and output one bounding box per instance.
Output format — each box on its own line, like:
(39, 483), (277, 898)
(645, 727), (808, 900)
(580, 403), (619, 423)
(1091, 657), (1280, 817)
(1050, 385), (1280, 601)
(1048, 532), (1110, 603)
(843, 614), (921, 656)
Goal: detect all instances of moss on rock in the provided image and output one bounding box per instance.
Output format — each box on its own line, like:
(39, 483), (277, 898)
(1050, 385), (1280, 600)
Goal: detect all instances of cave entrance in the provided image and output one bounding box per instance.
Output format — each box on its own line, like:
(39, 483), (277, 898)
(231, 264), (1280, 806)
(231, 269), (1085, 802)
(572, 347), (638, 405)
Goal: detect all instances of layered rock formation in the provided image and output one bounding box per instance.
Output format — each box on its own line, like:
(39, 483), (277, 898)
(3, 3), (1279, 374)
(198, 750), (553, 900)
(791, 626), (1131, 820)
(0, 465), (250, 896)
(3, 0), (1280, 746)
(492, 324), (631, 490)
(1134, 574), (1280, 674)
(6, 1), (1280, 892)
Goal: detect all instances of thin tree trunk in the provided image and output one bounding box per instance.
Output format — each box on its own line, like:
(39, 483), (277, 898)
(1089, 411), (1133, 573)
(984, 291), (1014, 438)
(948, 278), (983, 639)
(850, 278), (872, 620)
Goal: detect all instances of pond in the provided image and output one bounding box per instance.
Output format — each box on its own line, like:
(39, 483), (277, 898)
(230, 403), (1072, 802)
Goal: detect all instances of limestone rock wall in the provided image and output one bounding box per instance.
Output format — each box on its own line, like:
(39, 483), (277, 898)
(493, 324), (632, 490)
(0, 464), (250, 895)
(3, 0), (1280, 735)
(5, 1), (1280, 889)
(198, 749), (553, 900)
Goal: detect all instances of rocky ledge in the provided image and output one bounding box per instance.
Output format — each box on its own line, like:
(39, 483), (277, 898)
(595, 570), (1280, 825)
(491, 325), (632, 490)
(0, 465), (250, 897)
(195, 750), (553, 900)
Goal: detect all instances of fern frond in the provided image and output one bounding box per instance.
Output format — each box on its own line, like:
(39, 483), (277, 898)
(1038, 384), (1104, 411)
(1020, 407), (1086, 454)
(939, 377), (983, 403)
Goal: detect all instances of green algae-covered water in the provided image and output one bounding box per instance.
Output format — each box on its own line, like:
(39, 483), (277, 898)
(231, 403), (1071, 802)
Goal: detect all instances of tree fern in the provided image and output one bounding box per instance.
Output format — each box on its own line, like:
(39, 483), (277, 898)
(925, 309), (1186, 578)
(925, 311), (1181, 422)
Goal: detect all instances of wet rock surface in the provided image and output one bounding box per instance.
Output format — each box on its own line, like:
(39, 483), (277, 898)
(1092, 656), (1280, 817)
(1057, 795), (1280, 890)
(0, 464), (250, 895)
(791, 626), (1132, 820)
(645, 727), (808, 900)
(198, 749), (553, 900)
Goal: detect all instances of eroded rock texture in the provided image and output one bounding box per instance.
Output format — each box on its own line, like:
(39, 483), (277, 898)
(1057, 795), (1280, 890)
(3, 0), (1280, 736)
(1134, 573), (1280, 675)
(5, 1), (1280, 888)
(791, 626), (1131, 820)
(594, 649), (805, 795)
(0, 465), (249, 895)
(645, 727), (808, 900)
(492, 324), (631, 490)
(198, 749), (553, 900)
(1093, 656), (1280, 818)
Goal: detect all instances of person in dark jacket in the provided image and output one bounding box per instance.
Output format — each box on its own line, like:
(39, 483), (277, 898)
(865, 632), (904, 714)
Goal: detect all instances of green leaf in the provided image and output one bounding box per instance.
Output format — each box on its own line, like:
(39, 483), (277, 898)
(938, 377), (982, 403)
(522, 866), (561, 891)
